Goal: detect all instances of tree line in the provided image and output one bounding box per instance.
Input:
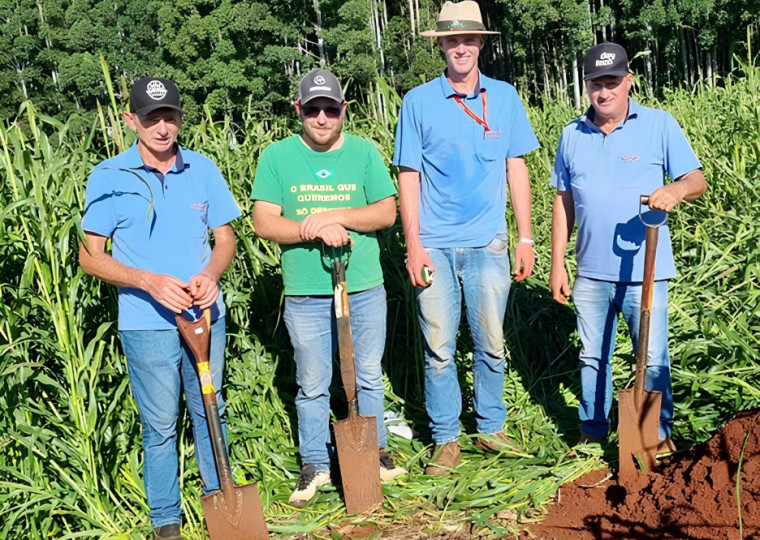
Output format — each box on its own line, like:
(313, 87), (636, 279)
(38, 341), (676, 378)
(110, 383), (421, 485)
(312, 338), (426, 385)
(2, 0), (759, 123)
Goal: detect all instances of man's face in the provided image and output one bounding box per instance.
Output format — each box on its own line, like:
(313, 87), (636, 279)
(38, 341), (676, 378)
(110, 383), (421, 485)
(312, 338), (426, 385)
(123, 108), (182, 156)
(586, 74), (633, 120)
(294, 97), (346, 151)
(439, 34), (484, 78)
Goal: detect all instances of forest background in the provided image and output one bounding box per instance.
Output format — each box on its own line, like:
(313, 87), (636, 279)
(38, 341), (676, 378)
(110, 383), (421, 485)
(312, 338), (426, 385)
(2, 0), (760, 538)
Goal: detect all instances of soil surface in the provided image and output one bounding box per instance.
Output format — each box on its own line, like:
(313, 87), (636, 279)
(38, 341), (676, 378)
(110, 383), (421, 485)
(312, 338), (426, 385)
(529, 409), (760, 539)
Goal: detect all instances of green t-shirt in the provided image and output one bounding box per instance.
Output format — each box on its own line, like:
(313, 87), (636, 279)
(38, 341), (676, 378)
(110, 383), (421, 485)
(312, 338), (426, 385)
(251, 133), (397, 295)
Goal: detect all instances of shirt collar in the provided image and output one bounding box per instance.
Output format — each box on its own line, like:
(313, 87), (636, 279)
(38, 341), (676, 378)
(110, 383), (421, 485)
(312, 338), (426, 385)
(440, 70), (486, 99)
(580, 98), (640, 130)
(121, 141), (187, 173)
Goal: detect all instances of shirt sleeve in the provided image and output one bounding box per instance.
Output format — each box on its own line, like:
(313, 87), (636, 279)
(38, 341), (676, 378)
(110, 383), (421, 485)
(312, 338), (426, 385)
(206, 163), (242, 229)
(662, 112), (702, 180)
(363, 141), (398, 203)
(81, 169), (118, 237)
(251, 145), (284, 205)
(550, 130), (572, 192)
(392, 92), (422, 171)
(506, 86), (540, 158)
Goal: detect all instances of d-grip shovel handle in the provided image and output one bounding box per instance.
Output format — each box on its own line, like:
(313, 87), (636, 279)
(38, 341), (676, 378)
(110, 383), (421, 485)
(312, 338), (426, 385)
(633, 195), (665, 408)
(332, 260), (360, 418)
(176, 309), (236, 496)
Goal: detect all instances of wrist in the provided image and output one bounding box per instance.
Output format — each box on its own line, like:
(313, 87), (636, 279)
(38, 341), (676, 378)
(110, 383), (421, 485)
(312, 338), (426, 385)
(518, 237), (534, 245)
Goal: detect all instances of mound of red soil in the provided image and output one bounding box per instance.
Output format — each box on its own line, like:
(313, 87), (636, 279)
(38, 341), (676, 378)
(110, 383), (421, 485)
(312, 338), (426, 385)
(529, 409), (760, 539)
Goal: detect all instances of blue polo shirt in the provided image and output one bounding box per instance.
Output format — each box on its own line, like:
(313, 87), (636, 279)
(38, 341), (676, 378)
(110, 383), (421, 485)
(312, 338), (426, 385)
(393, 72), (539, 248)
(82, 142), (241, 330)
(551, 99), (701, 282)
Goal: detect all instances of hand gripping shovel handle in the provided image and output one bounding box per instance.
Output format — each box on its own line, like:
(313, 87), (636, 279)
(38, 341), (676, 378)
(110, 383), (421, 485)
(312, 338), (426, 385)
(176, 309), (236, 496)
(332, 259), (360, 418)
(634, 195), (662, 409)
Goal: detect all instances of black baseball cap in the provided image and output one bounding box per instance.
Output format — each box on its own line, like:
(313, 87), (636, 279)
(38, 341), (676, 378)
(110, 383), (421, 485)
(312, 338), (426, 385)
(129, 77), (183, 116)
(583, 42), (629, 81)
(298, 69), (344, 105)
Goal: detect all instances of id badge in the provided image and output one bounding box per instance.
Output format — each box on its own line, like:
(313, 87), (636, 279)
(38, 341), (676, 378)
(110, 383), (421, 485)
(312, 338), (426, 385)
(484, 130), (501, 140)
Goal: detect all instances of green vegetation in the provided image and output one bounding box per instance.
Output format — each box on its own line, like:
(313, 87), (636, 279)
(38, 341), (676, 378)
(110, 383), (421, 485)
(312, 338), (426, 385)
(2, 48), (760, 540)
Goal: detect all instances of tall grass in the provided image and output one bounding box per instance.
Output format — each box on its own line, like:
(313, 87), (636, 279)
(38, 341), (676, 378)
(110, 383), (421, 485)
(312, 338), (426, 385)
(1, 57), (759, 538)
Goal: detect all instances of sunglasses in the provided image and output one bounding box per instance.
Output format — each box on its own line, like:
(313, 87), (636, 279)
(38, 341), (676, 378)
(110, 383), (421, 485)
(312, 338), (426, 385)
(301, 105), (343, 118)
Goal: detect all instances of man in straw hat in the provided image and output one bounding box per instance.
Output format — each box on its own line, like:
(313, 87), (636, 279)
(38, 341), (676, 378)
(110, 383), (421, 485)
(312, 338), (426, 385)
(549, 42), (706, 451)
(393, 1), (539, 475)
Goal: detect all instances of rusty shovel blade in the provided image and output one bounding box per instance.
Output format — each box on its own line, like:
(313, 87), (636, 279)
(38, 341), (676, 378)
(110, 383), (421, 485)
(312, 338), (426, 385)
(201, 482), (268, 540)
(618, 388), (662, 484)
(334, 414), (383, 514)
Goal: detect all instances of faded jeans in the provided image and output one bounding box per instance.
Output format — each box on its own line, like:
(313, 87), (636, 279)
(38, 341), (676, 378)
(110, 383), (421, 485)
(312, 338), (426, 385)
(120, 316), (226, 528)
(572, 277), (673, 439)
(416, 234), (512, 444)
(283, 285), (387, 471)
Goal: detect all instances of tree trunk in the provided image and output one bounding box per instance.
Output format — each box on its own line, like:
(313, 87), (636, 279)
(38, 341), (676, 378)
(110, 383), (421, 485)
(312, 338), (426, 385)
(572, 55), (581, 111)
(408, 0), (415, 35)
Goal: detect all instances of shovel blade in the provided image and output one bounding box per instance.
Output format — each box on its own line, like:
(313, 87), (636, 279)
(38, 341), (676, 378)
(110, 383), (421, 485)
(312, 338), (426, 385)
(618, 388), (662, 484)
(334, 415), (382, 514)
(201, 482), (268, 540)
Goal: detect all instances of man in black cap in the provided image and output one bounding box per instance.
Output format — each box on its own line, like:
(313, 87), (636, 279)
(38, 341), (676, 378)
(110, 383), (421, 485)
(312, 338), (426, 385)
(549, 43), (706, 450)
(80, 77), (241, 539)
(252, 68), (406, 507)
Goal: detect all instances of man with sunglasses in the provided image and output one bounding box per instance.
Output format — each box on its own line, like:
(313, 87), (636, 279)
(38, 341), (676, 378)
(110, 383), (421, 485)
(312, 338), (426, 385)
(251, 68), (406, 508)
(393, 1), (539, 476)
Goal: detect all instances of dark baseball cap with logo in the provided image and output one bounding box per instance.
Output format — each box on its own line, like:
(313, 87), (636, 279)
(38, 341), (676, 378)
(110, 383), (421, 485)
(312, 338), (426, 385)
(298, 69), (344, 105)
(583, 42), (629, 81)
(129, 77), (183, 117)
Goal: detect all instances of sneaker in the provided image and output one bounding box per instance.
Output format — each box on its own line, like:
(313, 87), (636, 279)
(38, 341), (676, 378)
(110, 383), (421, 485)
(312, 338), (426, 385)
(152, 523), (182, 540)
(379, 448), (408, 482)
(424, 442), (460, 476)
(657, 437), (678, 456)
(288, 464), (331, 508)
(474, 431), (523, 453)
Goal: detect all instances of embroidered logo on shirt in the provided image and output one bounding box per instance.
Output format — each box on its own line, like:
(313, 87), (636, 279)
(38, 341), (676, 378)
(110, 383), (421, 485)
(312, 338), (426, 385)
(315, 169), (333, 179)
(191, 202), (208, 212)
(619, 155), (640, 163)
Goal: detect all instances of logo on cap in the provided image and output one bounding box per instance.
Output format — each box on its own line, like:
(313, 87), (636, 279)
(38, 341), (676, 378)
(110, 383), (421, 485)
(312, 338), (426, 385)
(314, 75), (326, 85)
(146, 80), (168, 101)
(596, 52), (616, 67)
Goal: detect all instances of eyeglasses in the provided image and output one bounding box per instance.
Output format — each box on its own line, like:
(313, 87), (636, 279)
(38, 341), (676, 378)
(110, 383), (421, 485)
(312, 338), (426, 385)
(301, 105), (342, 118)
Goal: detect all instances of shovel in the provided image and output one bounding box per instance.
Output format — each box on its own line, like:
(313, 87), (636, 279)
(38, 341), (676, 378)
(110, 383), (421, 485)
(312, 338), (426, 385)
(176, 309), (268, 540)
(618, 195), (665, 484)
(329, 254), (383, 514)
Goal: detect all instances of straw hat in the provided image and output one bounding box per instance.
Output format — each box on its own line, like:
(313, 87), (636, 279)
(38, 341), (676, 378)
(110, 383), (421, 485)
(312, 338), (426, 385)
(420, 1), (500, 37)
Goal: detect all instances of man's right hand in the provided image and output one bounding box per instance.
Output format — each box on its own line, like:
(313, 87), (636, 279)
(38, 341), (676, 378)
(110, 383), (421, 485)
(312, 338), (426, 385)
(406, 242), (434, 288)
(143, 272), (194, 314)
(549, 265), (571, 304)
(315, 223), (351, 247)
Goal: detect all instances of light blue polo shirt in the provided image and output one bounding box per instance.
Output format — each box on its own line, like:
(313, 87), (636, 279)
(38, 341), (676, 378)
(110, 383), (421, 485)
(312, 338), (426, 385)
(551, 99), (701, 282)
(393, 72), (539, 248)
(82, 142), (241, 330)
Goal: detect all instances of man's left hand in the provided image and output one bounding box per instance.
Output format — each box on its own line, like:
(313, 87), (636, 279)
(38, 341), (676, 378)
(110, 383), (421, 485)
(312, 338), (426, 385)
(513, 241), (534, 282)
(647, 184), (683, 213)
(188, 273), (219, 309)
(300, 212), (339, 242)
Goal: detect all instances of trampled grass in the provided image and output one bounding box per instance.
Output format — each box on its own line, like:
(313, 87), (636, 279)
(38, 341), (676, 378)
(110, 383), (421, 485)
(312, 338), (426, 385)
(1, 58), (759, 538)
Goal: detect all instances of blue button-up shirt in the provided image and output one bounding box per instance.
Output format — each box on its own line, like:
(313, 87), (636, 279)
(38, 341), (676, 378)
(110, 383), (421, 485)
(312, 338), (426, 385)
(82, 142), (241, 330)
(393, 72), (539, 248)
(551, 99), (701, 282)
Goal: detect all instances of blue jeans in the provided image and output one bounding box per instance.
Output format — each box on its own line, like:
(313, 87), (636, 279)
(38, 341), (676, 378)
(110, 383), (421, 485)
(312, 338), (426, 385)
(572, 277), (672, 439)
(120, 316), (226, 528)
(283, 285), (387, 470)
(416, 234), (511, 444)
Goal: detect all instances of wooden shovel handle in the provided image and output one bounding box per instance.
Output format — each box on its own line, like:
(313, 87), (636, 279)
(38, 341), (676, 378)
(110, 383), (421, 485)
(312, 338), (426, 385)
(332, 260), (359, 416)
(633, 225), (659, 408)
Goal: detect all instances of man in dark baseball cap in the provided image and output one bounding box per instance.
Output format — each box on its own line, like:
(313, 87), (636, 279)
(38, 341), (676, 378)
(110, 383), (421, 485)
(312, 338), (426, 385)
(550, 42), (706, 454)
(80, 75), (240, 539)
(129, 77), (183, 117)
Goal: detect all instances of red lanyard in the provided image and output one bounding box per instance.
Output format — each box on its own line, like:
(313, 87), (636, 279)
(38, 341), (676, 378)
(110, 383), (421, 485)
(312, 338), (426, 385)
(453, 91), (490, 132)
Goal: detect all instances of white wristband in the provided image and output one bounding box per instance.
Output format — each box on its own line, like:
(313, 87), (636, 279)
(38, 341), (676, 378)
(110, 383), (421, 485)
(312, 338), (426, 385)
(519, 237), (534, 245)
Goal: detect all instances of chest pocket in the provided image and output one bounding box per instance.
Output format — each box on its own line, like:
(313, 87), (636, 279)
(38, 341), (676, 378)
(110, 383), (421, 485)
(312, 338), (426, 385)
(479, 136), (506, 162)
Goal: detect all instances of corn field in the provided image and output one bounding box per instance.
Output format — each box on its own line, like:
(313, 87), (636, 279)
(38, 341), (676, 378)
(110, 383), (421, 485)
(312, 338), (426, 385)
(1, 58), (759, 538)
